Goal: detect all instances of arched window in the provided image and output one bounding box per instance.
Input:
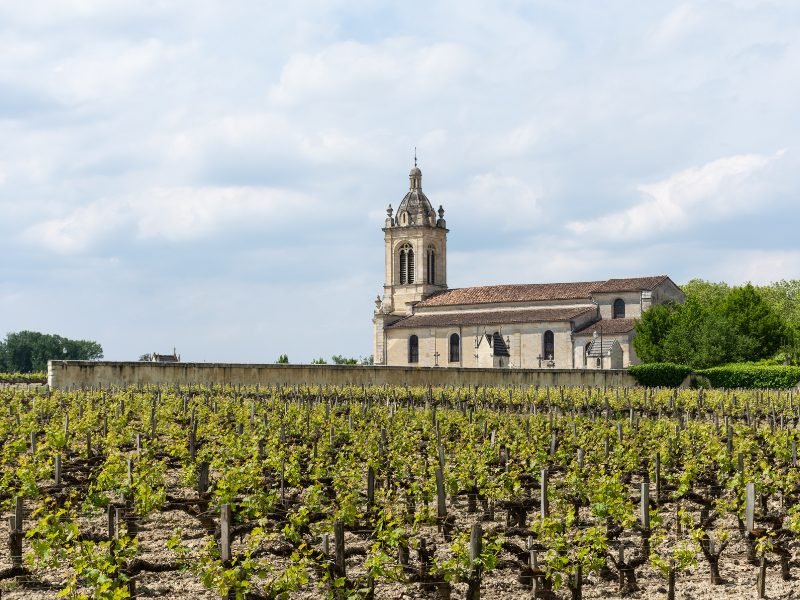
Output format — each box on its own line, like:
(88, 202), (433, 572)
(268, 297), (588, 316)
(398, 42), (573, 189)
(399, 243), (415, 285)
(613, 298), (625, 319)
(449, 333), (460, 363)
(427, 246), (436, 284)
(408, 335), (419, 363)
(584, 342), (591, 366)
(543, 330), (554, 360)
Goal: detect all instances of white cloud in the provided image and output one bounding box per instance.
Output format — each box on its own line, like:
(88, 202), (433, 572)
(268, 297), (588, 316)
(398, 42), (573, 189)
(713, 250), (800, 285)
(566, 151), (785, 240)
(269, 38), (472, 105)
(49, 38), (181, 103)
(439, 173), (542, 232)
(650, 4), (702, 47)
(23, 186), (318, 253)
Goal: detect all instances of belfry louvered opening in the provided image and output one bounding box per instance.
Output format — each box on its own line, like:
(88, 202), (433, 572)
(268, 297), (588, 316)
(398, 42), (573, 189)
(399, 243), (414, 285)
(427, 246), (435, 284)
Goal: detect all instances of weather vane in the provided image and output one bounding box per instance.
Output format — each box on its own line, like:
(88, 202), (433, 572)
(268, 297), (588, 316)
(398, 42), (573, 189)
(414, 146), (417, 167)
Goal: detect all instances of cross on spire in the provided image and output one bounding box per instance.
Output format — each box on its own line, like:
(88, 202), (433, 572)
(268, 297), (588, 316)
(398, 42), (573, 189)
(414, 146), (417, 168)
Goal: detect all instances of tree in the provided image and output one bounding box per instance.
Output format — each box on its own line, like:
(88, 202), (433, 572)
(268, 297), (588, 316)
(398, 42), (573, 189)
(331, 355), (358, 365)
(310, 357), (327, 364)
(719, 284), (785, 361)
(757, 280), (800, 363)
(0, 331), (103, 373)
(633, 283), (789, 369)
(681, 279), (731, 306)
(633, 303), (677, 363)
(276, 354), (289, 364)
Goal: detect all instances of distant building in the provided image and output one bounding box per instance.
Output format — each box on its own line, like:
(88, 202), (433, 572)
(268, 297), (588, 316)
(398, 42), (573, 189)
(139, 349), (180, 363)
(372, 164), (685, 369)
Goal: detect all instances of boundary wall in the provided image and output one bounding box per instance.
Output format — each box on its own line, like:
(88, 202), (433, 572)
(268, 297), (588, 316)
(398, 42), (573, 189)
(48, 361), (637, 390)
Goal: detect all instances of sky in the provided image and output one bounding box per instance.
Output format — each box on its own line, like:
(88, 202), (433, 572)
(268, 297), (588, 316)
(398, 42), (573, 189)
(1, 0), (799, 363)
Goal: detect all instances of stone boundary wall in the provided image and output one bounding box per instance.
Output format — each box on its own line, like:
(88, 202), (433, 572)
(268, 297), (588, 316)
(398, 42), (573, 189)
(48, 361), (637, 390)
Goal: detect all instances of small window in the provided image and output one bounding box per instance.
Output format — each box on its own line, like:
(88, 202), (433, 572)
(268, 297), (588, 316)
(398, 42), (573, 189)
(584, 342), (591, 366)
(409, 335), (419, 363)
(427, 246), (435, 285)
(613, 298), (625, 319)
(543, 330), (554, 360)
(449, 333), (460, 362)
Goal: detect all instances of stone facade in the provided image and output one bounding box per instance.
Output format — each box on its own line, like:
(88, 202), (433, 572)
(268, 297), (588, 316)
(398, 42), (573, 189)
(373, 164), (685, 369)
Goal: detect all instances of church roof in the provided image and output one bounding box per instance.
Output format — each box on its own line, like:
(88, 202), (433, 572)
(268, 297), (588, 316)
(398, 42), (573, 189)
(574, 318), (637, 337)
(591, 275), (669, 293)
(386, 306), (594, 329)
(416, 281), (604, 307)
(416, 276), (672, 307)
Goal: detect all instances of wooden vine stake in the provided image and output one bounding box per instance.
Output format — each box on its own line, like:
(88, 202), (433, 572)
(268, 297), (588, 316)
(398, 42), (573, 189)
(745, 483), (756, 534)
(54, 454), (62, 486)
(667, 565), (676, 600)
(198, 462), (210, 496)
(107, 504), (116, 540)
(640, 482), (650, 530)
(655, 452), (661, 506)
(467, 523), (482, 600)
(219, 504), (232, 563)
(9, 496), (24, 570)
(757, 555), (766, 598)
(540, 469), (549, 519)
(334, 520), (346, 578)
(367, 466), (375, 510)
(435, 466), (447, 533)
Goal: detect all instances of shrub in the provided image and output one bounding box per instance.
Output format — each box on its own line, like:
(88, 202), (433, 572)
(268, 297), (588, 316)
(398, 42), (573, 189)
(628, 363), (693, 387)
(697, 364), (800, 389)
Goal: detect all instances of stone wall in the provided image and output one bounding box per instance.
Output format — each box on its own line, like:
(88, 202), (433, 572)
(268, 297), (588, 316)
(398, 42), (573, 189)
(48, 360), (637, 390)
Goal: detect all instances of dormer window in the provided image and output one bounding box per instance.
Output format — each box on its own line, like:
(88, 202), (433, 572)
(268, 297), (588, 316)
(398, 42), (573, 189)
(613, 298), (625, 319)
(399, 243), (414, 285)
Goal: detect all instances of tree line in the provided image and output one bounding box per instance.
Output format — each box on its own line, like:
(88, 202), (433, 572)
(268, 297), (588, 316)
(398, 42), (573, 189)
(634, 279), (799, 369)
(0, 331), (103, 373)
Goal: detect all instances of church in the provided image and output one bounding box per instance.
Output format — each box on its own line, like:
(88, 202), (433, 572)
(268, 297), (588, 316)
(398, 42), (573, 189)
(372, 164), (685, 369)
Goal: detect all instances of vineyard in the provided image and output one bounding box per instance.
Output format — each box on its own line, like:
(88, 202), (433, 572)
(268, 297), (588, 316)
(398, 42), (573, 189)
(1, 384), (800, 599)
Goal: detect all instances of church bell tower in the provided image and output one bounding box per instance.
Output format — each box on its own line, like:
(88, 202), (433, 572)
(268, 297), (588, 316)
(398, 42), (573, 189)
(373, 161), (448, 364)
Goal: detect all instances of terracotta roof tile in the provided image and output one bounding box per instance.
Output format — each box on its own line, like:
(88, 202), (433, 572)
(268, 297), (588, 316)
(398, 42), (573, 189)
(590, 275), (669, 293)
(387, 306), (595, 329)
(416, 276), (670, 307)
(574, 318), (637, 337)
(416, 281), (604, 307)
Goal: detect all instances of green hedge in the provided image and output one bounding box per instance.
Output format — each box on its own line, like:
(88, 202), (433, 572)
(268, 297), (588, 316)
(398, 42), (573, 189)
(628, 363), (693, 387)
(629, 362), (800, 389)
(697, 364), (800, 389)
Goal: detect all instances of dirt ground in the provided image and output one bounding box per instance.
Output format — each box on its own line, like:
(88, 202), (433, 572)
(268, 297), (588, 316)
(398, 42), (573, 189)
(3, 489), (800, 600)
